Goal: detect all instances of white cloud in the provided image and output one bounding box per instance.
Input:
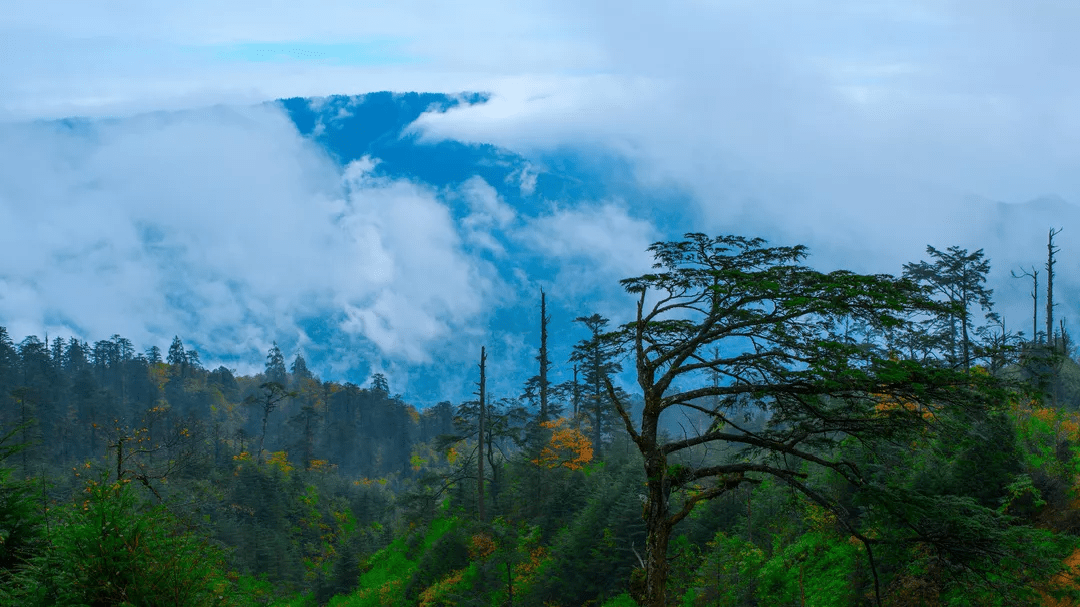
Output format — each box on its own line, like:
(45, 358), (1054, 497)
(5, 0), (1080, 392)
(0, 107), (501, 382)
(517, 203), (656, 298)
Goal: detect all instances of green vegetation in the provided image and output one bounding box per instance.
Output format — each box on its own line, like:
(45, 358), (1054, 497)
(1, 233), (1080, 605)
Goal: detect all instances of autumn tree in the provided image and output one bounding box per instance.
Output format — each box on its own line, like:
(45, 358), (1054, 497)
(605, 233), (1004, 607)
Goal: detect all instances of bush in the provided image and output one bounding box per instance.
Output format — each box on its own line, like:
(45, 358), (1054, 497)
(9, 475), (243, 606)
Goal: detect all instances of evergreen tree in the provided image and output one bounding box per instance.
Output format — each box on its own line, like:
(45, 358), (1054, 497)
(538, 289), (551, 421)
(265, 342), (287, 385)
(570, 314), (623, 460)
(290, 352), (312, 384)
(608, 233), (1011, 607)
(903, 245), (994, 369)
(64, 339), (89, 373)
(369, 372), (389, 395)
(166, 336), (187, 373)
(48, 337), (65, 373)
(185, 347), (202, 371)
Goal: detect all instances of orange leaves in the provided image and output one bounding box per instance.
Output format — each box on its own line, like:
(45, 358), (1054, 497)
(1011, 397), (1080, 444)
(468, 532), (497, 560)
(873, 392), (932, 420)
(1039, 547), (1080, 607)
(418, 570), (465, 607)
(531, 417), (594, 471)
(515, 545), (547, 580)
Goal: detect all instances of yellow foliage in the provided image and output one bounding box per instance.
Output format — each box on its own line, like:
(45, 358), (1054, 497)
(531, 417), (594, 471)
(266, 451), (293, 473)
(447, 446), (460, 465)
(873, 392), (931, 420)
(308, 459), (330, 471)
(801, 499), (838, 533)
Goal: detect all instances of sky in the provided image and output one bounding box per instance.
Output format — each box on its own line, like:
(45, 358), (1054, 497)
(1, 1), (1079, 401)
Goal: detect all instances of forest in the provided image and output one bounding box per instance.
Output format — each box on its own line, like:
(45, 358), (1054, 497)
(2, 231), (1080, 607)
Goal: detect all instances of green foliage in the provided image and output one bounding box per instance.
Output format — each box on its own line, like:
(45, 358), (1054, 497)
(328, 516), (458, 607)
(0, 447), (43, 577)
(756, 532), (861, 607)
(601, 594), (641, 607)
(8, 475), (248, 606)
(1, 226), (1079, 607)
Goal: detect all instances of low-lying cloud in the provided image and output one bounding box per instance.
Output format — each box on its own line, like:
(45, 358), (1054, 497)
(0, 106), (507, 383)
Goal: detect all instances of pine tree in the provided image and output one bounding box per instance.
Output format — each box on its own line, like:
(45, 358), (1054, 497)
(570, 314), (622, 460)
(265, 342), (287, 385)
(166, 336), (187, 377)
(538, 289), (551, 421)
(290, 353), (312, 385)
(903, 245), (994, 369)
(609, 233), (1007, 607)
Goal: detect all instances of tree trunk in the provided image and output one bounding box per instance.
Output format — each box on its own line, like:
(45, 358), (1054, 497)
(1047, 228), (1060, 346)
(593, 355), (602, 461)
(641, 452), (672, 607)
(539, 289), (550, 421)
(960, 280), (971, 369)
(478, 346), (486, 522)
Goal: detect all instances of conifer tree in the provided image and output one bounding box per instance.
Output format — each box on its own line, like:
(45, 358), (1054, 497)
(265, 342), (287, 385)
(903, 245), (994, 369)
(167, 336), (187, 368)
(570, 314), (622, 460)
(538, 289), (551, 421)
(607, 233), (1007, 607)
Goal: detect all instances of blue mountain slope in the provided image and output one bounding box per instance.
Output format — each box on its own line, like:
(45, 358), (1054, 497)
(21, 91), (693, 404)
(272, 91), (695, 228)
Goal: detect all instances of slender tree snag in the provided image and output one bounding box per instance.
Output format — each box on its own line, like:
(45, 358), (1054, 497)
(539, 289), (550, 421)
(572, 363), (580, 422)
(477, 346), (486, 522)
(1047, 227), (1062, 348)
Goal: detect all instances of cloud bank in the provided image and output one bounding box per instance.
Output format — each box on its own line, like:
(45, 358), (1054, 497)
(0, 106), (508, 380)
(4, 0), (1080, 397)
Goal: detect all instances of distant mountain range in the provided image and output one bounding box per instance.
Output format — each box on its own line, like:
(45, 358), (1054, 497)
(13, 91), (1080, 405)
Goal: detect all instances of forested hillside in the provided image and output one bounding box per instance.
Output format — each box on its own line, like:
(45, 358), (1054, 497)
(2, 233), (1080, 606)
